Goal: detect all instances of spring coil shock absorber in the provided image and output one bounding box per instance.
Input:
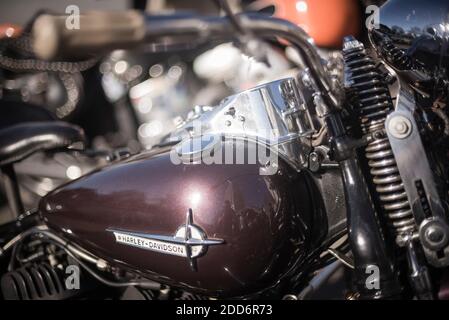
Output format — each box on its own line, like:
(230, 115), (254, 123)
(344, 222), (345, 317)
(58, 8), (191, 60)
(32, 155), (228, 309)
(370, 30), (417, 72)
(381, 39), (414, 71)
(343, 37), (416, 241)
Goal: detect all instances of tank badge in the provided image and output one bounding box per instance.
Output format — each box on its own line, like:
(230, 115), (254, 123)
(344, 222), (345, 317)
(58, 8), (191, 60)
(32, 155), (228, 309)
(107, 209), (224, 271)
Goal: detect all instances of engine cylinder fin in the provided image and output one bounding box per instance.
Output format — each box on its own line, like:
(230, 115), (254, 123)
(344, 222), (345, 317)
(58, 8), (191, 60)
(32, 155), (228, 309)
(1, 263), (73, 300)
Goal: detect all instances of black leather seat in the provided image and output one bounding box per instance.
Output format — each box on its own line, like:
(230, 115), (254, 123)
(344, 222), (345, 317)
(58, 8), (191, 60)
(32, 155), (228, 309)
(0, 122), (85, 167)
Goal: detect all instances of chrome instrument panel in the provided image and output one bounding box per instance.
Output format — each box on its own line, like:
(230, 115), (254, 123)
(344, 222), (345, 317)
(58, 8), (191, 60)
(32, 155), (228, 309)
(170, 77), (319, 170)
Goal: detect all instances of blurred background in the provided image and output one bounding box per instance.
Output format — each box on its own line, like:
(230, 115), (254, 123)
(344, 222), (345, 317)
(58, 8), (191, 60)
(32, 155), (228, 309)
(0, 0), (385, 222)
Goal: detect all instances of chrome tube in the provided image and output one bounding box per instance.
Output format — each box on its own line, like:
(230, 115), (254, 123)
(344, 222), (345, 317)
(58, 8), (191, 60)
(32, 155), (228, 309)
(142, 13), (341, 110)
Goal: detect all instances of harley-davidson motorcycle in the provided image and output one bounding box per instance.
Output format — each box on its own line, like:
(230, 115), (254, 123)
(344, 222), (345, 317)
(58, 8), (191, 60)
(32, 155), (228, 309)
(1, 0), (449, 300)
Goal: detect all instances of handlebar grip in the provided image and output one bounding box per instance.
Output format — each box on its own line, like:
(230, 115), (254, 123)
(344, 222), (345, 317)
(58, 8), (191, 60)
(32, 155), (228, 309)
(32, 10), (145, 60)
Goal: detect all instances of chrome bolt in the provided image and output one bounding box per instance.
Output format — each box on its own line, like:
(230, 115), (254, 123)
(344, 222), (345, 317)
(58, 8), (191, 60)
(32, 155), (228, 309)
(301, 71), (312, 88)
(426, 226), (445, 244)
(308, 152), (321, 173)
(388, 115), (412, 139)
(395, 122), (406, 134)
(420, 218), (449, 251)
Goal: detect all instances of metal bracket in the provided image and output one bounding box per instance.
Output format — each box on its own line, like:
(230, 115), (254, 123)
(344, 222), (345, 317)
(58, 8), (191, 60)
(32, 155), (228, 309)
(385, 80), (449, 267)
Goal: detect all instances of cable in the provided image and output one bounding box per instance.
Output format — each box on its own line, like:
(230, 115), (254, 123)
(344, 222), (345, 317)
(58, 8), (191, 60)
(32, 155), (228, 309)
(297, 260), (343, 300)
(45, 239), (160, 290)
(1, 226), (161, 290)
(214, 0), (246, 35)
(213, 0), (272, 67)
(0, 34), (98, 73)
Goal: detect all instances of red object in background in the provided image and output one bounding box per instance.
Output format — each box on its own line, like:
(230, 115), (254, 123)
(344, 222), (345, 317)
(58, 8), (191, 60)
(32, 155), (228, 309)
(254, 0), (361, 48)
(0, 24), (22, 39)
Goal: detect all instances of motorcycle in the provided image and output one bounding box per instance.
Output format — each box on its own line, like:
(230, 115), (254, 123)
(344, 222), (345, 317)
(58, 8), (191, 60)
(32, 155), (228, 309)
(1, 0), (449, 300)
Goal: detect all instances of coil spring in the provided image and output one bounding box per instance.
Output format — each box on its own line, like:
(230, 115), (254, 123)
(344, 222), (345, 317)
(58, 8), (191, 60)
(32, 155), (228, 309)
(381, 39), (414, 71)
(343, 37), (416, 238)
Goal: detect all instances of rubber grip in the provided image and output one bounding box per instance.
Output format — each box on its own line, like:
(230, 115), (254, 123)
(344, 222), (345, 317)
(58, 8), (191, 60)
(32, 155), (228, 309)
(32, 10), (145, 60)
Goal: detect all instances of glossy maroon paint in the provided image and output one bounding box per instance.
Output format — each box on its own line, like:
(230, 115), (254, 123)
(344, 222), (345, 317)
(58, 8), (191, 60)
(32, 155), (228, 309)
(39, 142), (327, 297)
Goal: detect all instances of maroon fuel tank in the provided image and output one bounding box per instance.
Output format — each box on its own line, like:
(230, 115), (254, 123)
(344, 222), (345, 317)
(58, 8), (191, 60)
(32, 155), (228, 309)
(39, 142), (328, 297)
